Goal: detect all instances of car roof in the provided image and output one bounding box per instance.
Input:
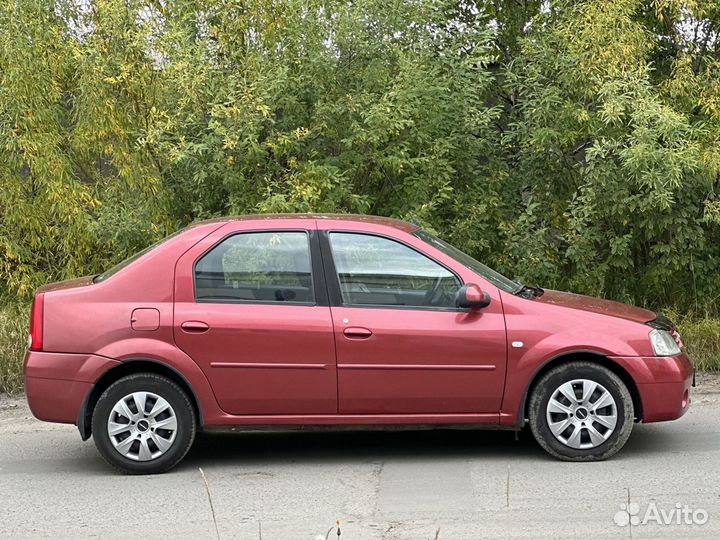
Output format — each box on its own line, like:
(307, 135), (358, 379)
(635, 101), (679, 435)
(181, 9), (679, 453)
(190, 214), (419, 233)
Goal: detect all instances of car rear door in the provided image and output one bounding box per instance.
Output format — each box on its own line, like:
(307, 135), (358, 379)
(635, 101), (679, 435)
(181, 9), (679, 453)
(317, 220), (507, 415)
(173, 219), (337, 415)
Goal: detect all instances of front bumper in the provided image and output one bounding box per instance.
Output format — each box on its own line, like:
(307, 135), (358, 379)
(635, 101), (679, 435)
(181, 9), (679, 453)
(24, 351), (120, 424)
(610, 352), (693, 423)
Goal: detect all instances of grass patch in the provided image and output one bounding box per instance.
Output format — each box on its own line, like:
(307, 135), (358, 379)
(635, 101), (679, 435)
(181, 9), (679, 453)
(672, 315), (720, 372)
(0, 304), (28, 394)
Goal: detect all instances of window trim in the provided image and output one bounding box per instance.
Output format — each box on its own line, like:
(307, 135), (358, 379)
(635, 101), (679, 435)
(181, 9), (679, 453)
(319, 230), (467, 312)
(192, 229), (324, 307)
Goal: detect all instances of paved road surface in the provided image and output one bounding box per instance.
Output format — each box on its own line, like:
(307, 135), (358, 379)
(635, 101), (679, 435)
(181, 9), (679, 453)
(1, 376), (719, 539)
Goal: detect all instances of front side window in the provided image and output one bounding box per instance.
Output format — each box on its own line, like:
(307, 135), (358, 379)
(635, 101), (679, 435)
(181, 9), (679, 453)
(195, 231), (313, 303)
(328, 232), (461, 308)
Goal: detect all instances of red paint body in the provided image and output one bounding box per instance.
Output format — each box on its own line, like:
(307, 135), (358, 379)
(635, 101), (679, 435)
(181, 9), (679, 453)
(24, 215), (692, 434)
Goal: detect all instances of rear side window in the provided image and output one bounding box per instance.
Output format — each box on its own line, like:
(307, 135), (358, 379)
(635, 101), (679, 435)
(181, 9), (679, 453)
(195, 231), (314, 304)
(93, 228), (185, 283)
(328, 232), (461, 308)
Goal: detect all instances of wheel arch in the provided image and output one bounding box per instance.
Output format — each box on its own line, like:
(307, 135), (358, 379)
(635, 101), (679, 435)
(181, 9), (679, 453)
(519, 351), (643, 427)
(77, 359), (203, 441)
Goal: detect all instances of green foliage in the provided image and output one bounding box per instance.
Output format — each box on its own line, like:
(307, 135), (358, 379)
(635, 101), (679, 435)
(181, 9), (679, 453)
(484, 0), (720, 308)
(1, 0), (720, 317)
(667, 310), (720, 372)
(0, 304), (28, 393)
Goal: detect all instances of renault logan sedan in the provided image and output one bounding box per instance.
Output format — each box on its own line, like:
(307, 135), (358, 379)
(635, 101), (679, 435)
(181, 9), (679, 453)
(24, 214), (693, 473)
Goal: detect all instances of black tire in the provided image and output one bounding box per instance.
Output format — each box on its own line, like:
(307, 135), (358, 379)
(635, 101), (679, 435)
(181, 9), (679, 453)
(91, 373), (196, 474)
(529, 361), (634, 461)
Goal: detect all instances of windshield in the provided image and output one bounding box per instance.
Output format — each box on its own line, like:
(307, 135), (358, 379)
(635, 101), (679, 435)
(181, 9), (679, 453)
(414, 230), (521, 293)
(93, 228), (184, 283)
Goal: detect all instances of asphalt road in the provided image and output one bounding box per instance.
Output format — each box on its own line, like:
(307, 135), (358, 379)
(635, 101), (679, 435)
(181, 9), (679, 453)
(1, 376), (719, 540)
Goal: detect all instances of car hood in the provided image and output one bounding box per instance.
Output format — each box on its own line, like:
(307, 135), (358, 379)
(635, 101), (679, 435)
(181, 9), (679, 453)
(535, 290), (656, 324)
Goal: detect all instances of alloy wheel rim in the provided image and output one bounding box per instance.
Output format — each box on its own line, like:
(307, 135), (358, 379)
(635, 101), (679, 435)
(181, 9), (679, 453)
(545, 379), (618, 450)
(107, 392), (178, 461)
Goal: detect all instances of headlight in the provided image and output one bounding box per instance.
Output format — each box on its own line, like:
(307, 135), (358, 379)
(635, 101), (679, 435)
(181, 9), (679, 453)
(649, 329), (681, 356)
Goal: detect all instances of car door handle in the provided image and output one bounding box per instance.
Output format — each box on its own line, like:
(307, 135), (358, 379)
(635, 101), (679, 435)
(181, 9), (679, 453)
(181, 321), (209, 333)
(343, 327), (373, 339)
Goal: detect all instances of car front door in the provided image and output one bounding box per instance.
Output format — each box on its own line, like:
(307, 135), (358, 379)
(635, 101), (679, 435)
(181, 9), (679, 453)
(318, 224), (507, 415)
(174, 220), (336, 415)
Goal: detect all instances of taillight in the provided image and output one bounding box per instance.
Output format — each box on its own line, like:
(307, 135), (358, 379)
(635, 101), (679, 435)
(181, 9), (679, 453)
(29, 293), (44, 351)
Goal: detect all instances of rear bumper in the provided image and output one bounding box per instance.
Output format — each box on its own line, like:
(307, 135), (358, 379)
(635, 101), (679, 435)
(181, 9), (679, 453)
(610, 353), (693, 423)
(24, 351), (120, 424)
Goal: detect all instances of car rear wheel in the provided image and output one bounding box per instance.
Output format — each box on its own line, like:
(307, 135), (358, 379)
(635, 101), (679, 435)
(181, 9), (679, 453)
(91, 374), (196, 474)
(529, 361), (634, 461)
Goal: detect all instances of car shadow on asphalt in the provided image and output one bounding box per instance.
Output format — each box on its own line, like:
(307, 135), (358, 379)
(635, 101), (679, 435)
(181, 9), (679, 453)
(179, 422), (691, 469)
(182, 429), (543, 467)
(184, 428), (541, 467)
(177, 429), (678, 467)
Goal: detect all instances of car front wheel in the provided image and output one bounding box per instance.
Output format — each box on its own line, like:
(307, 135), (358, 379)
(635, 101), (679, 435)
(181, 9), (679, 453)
(529, 361), (634, 461)
(91, 373), (196, 474)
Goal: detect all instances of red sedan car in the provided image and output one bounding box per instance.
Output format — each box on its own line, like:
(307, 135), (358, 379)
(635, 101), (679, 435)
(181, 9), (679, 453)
(24, 214), (693, 473)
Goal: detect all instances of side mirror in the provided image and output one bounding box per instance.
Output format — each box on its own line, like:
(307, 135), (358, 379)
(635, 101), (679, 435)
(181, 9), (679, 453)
(456, 283), (491, 309)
